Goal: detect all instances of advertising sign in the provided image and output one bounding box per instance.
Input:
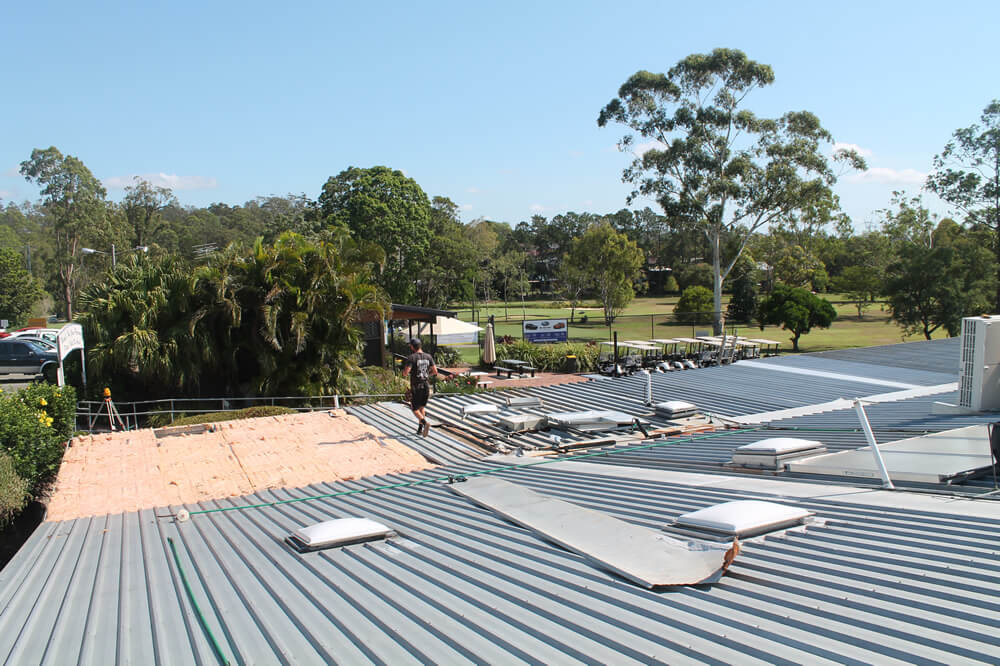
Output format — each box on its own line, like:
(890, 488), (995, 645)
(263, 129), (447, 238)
(522, 319), (568, 343)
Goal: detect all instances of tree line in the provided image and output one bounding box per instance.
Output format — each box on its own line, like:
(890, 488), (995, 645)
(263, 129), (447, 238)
(0, 48), (997, 399)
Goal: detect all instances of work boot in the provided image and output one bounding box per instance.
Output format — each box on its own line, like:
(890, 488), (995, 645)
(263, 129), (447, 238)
(421, 420), (430, 437)
(416, 419), (424, 435)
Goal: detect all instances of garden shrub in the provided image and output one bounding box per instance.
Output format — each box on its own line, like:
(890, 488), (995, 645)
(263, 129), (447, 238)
(494, 341), (600, 372)
(0, 449), (29, 530)
(168, 406), (297, 426)
(0, 384), (77, 491)
(432, 373), (485, 395)
(675, 286), (715, 325)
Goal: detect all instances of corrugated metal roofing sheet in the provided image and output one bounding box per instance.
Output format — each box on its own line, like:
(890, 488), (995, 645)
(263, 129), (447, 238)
(802, 337), (961, 374)
(755, 354), (957, 386)
(3, 461), (1000, 664)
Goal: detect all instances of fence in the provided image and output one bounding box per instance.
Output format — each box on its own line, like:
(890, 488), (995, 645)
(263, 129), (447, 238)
(78, 392), (404, 433)
(455, 310), (756, 342)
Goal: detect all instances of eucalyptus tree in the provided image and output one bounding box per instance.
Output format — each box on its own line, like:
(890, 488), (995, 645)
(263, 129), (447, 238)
(564, 222), (644, 325)
(414, 197), (476, 309)
(598, 48), (865, 333)
(19, 147), (108, 319)
(121, 177), (177, 248)
(926, 100), (1000, 309)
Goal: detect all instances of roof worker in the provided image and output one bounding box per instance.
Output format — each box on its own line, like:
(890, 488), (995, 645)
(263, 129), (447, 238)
(402, 337), (438, 436)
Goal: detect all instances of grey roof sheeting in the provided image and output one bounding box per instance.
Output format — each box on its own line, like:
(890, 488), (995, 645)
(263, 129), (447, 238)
(3, 459), (1000, 665)
(347, 363), (954, 465)
(347, 402), (488, 464)
(754, 353), (958, 386)
(801, 337), (961, 375)
(577, 391), (1000, 482)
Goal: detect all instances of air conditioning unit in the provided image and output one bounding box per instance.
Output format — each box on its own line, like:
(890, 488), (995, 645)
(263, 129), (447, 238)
(957, 315), (1000, 411)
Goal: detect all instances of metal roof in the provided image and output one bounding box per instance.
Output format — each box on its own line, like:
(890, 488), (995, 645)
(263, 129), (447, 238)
(4, 336), (998, 664)
(346, 362), (955, 464)
(800, 337), (961, 374)
(3, 459), (999, 665)
(754, 353), (958, 386)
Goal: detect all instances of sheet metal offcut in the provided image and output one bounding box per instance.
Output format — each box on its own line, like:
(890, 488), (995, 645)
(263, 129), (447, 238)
(449, 476), (737, 588)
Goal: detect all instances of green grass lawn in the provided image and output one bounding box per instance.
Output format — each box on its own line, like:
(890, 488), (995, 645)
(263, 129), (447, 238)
(447, 295), (947, 364)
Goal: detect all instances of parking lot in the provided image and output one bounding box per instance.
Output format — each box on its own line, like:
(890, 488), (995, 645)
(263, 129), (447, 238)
(0, 375), (36, 393)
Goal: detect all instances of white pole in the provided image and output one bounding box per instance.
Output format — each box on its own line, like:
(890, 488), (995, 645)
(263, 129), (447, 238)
(853, 399), (895, 489)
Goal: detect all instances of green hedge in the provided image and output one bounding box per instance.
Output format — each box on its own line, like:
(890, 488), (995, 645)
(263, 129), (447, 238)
(494, 341), (600, 372)
(0, 449), (28, 530)
(167, 406), (297, 427)
(0, 384), (77, 492)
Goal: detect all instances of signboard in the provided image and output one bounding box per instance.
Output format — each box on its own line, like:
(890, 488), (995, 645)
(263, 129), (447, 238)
(27, 317), (48, 328)
(522, 319), (568, 343)
(56, 323), (86, 387)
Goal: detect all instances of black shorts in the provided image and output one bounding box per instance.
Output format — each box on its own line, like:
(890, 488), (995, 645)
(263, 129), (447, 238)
(410, 384), (430, 409)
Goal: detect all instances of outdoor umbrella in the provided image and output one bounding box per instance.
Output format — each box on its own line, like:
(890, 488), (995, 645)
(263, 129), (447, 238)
(483, 322), (496, 365)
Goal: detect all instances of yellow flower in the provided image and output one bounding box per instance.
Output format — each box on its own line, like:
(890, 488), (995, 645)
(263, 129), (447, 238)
(46, 417), (53, 426)
(39, 398), (48, 407)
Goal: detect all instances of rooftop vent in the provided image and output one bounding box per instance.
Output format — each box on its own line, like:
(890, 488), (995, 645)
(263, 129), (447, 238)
(461, 403), (500, 418)
(498, 413), (549, 432)
(546, 410), (643, 432)
(672, 500), (813, 539)
(506, 396), (543, 408)
(286, 518), (394, 552)
(653, 400), (698, 419)
(729, 437), (827, 470)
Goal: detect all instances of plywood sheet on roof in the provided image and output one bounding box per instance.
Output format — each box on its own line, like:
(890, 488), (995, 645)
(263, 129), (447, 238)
(47, 411), (432, 520)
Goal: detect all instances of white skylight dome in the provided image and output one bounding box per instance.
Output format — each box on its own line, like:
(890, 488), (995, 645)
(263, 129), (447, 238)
(674, 500), (813, 537)
(288, 518), (394, 552)
(736, 438), (823, 454)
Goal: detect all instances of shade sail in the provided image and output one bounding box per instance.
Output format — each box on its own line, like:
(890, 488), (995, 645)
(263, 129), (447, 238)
(417, 316), (483, 344)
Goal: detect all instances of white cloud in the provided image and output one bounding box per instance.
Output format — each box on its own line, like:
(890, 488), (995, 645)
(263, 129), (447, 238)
(461, 204), (473, 211)
(633, 140), (667, 157)
(103, 173), (218, 191)
(0, 190), (12, 199)
(529, 204), (549, 213)
(568, 150), (584, 158)
(2, 166), (19, 177)
(583, 199), (593, 206)
(849, 167), (927, 185)
(466, 186), (480, 193)
(832, 142), (874, 158)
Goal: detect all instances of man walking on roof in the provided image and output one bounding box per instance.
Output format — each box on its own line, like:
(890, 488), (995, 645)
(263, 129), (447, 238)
(403, 337), (437, 436)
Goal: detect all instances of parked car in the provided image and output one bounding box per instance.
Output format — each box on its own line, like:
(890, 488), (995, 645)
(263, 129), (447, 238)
(10, 328), (60, 343)
(14, 336), (57, 352)
(0, 338), (59, 382)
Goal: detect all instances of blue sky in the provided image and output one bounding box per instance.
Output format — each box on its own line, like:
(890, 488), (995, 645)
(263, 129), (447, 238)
(2, 0), (997, 230)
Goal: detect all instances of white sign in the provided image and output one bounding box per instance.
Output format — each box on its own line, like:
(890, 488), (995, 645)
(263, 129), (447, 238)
(57, 324), (84, 359)
(0, 320), (7, 328)
(56, 323), (86, 387)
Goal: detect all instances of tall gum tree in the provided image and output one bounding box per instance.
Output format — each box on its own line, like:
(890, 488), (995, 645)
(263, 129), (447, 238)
(19, 147), (107, 320)
(598, 48), (864, 333)
(926, 100), (1000, 310)
(317, 166), (431, 303)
